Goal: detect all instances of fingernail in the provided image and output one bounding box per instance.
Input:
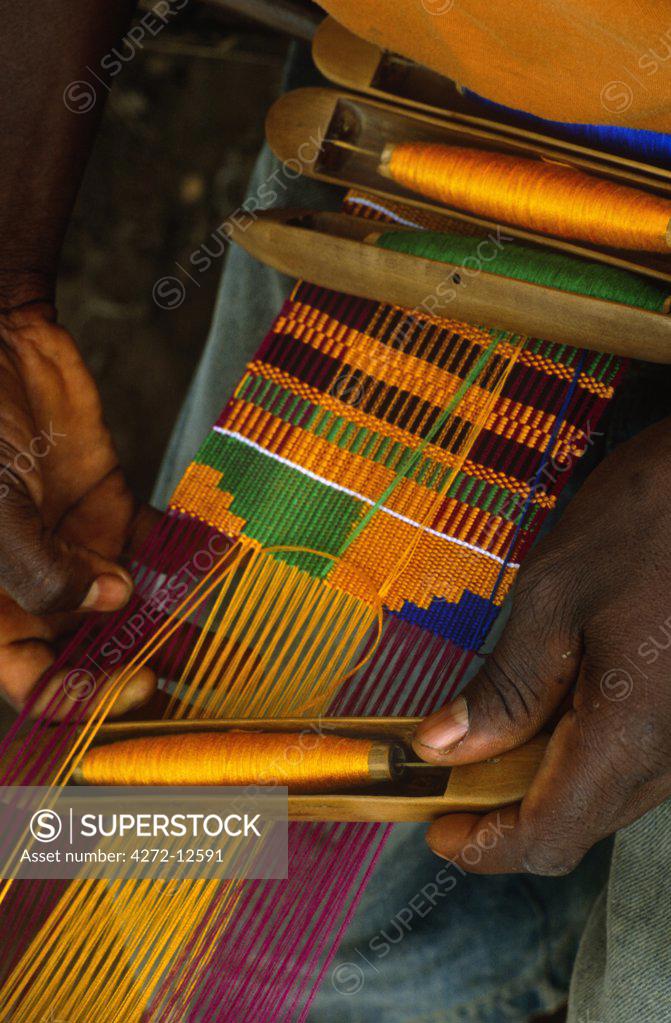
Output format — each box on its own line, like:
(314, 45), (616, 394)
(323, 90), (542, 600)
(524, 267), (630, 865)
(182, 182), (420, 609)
(415, 697), (469, 752)
(426, 840), (450, 861)
(80, 574), (132, 612)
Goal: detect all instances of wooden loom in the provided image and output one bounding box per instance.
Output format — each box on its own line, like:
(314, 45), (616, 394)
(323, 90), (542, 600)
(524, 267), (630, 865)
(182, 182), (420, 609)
(228, 208), (671, 362)
(265, 88), (671, 281)
(53, 59), (671, 822)
(199, 53), (671, 814)
(58, 36), (671, 820)
(312, 16), (671, 181)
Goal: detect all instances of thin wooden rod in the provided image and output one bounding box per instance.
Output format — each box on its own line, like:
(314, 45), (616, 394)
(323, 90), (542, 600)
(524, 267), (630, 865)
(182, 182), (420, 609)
(325, 139), (381, 160)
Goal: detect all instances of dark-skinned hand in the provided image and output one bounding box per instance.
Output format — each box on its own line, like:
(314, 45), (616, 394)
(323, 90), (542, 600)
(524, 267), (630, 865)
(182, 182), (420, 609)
(413, 417), (671, 875)
(0, 304), (157, 718)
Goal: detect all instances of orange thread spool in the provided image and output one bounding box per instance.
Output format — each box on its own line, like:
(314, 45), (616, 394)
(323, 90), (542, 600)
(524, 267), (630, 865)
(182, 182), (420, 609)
(77, 732), (399, 793)
(381, 143), (671, 253)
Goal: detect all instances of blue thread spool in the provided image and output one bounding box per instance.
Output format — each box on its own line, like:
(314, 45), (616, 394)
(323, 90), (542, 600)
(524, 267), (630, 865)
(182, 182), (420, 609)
(463, 89), (671, 168)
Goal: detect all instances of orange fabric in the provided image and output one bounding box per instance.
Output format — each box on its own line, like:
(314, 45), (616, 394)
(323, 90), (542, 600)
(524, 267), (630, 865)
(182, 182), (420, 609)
(318, 3), (671, 131)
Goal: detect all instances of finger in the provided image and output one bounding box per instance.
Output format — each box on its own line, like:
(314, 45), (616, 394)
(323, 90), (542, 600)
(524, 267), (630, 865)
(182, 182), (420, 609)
(0, 594), (77, 708)
(414, 551), (581, 764)
(30, 665), (157, 721)
(123, 686), (174, 720)
(0, 640), (55, 711)
(0, 592), (104, 710)
(425, 702), (635, 875)
(0, 598), (58, 646)
(0, 634), (156, 720)
(124, 503), (164, 558)
(0, 472), (133, 615)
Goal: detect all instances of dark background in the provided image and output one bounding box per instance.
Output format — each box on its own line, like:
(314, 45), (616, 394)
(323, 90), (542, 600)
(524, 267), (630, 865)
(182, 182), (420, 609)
(58, 6), (291, 501)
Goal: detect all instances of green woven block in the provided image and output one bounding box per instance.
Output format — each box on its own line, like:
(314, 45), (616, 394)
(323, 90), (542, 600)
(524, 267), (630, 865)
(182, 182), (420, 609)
(196, 432), (364, 565)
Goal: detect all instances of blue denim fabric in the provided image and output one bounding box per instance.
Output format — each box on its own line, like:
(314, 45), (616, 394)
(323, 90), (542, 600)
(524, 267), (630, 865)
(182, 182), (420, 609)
(152, 42), (645, 1023)
(308, 825), (611, 1023)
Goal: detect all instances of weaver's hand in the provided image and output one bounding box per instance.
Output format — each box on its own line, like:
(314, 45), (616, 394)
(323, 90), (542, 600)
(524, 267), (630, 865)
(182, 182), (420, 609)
(0, 304), (156, 717)
(414, 418), (671, 875)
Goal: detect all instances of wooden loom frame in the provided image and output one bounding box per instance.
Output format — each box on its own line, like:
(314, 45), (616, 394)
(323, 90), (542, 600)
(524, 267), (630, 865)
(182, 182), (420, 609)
(312, 16), (671, 187)
(228, 208), (671, 362)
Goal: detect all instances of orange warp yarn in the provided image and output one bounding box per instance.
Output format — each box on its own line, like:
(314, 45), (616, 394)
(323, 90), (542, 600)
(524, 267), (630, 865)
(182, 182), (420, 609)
(384, 143), (671, 253)
(80, 731), (379, 793)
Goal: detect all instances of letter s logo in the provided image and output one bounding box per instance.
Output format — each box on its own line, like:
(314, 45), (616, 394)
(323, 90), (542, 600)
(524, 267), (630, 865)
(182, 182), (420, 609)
(30, 810), (62, 843)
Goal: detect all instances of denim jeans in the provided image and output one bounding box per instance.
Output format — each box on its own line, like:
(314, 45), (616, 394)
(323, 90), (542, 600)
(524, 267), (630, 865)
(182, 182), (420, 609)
(153, 43), (671, 1023)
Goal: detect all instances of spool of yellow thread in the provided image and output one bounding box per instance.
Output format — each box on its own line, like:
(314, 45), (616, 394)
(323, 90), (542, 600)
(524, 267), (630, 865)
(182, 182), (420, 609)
(380, 142), (671, 253)
(74, 732), (402, 793)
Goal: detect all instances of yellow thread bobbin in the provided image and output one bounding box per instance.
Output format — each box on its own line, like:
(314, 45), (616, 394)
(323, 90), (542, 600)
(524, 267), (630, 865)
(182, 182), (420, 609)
(380, 142), (671, 253)
(74, 732), (403, 793)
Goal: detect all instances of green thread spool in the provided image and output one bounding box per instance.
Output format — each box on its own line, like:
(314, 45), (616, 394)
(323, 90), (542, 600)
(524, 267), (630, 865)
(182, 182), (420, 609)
(374, 230), (670, 313)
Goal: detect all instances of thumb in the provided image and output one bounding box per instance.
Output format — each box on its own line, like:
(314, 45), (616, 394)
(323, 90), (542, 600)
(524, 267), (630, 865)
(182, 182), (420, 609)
(0, 484), (132, 615)
(413, 565), (580, 764)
